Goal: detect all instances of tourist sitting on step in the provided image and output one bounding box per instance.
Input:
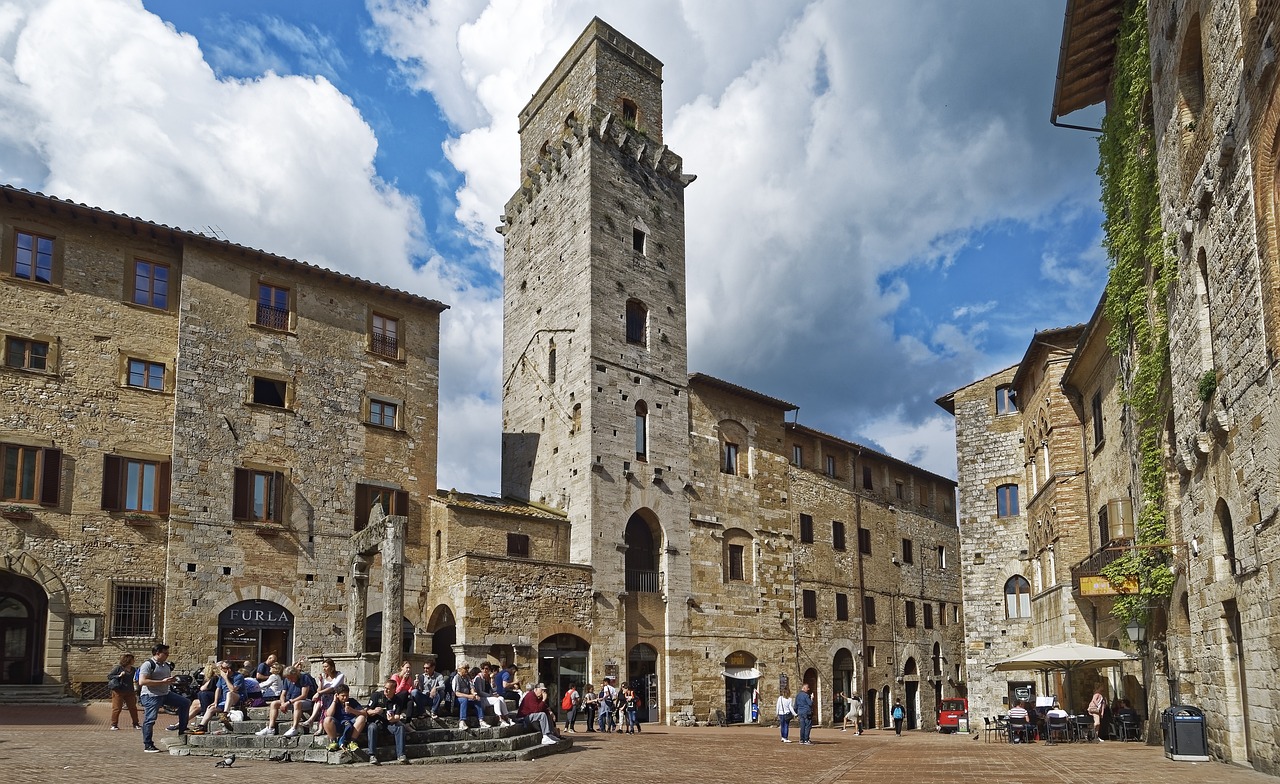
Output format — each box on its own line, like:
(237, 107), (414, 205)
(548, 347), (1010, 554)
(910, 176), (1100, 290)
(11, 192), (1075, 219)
(257, 665), (318, 736)
(476, 663), (516, 726)
(189, 660), (243, 734)
(412, 660), (448, 718)
(453, 663), (484, 729)
(183, 663), (218, 728)
(323, 684), (367, 752)
(254, 653), (278, 682)
(365, 679), (409, 765)
(390, 661), (415, 718)
(518, 683), (563, 745)
(304, 658), (345, 735)
(495, 662), (520, 700)
(241, 671), (266, 706)
(259, 662), (285, 701)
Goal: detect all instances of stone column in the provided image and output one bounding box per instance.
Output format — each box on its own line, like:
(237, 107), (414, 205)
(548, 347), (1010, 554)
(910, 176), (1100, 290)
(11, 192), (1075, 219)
(381, 514), (406, 667)
(348, 555), (371, 650)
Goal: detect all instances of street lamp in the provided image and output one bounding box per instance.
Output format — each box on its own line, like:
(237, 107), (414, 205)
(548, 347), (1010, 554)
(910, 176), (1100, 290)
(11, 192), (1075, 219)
(1124, 619), (1147, 648)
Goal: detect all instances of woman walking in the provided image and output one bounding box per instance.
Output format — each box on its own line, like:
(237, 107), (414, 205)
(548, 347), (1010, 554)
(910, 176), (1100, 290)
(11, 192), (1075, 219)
(776, 688), (795, 743)
(108, 653), (141, 730)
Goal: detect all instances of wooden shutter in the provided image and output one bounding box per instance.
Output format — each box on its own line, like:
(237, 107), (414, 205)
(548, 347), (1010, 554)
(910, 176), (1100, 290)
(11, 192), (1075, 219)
(39, 448), (61, 506)
(101, 454), (122, 511)
(232, 468), (250, 521)
(394, 489), (408, 517)
(271, 471), (284, 523)
(157, 462), (171, 516)
(354, 483), (370, 531)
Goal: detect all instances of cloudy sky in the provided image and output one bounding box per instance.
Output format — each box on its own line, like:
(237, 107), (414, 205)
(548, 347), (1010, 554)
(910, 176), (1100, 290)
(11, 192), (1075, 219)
(0, 0), (1107, 493)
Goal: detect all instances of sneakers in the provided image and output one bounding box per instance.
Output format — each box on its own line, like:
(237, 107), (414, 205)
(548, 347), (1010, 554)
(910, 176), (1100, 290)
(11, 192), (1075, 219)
(110, 725), (119, 731)
(143, 746), (161, 753)
(326, 741), (340, 752)
(186, 726), (206, 736)
(255, 726), (276, 736)
(282, 726), (300, 737)
(133, 725), (142, 730)
(841, 728), (847, 732)
(781, 738), (793, 743)
(345, 742), (360, 752)
(397, 755), (409, 765)
(166, 724), (180, 731)
(457, 721), (467, 729)
(540, 735), (558, 745)
(369, 755), (380, 765)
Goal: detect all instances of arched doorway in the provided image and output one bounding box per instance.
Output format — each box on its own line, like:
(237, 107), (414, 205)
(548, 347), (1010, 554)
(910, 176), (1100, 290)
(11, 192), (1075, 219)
(864, 688), (878, 729)
(833, 648), (855, 721)
(881, 685), (891, 728)
(628, 643), (659, 723)
(427, 605), (456, 673)
(538, 634), (589, 711)
(0, 581), (43, 684)
(722, 650), (760, 724)
(903, 656), (919, 730)
(217, 600), (293, 666)
(802, 667), (819, 724)
(624, 511), (661, 593)
(364, 612), (415, 657)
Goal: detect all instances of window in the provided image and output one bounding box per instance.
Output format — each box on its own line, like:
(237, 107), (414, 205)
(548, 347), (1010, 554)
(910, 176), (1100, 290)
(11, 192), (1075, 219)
(996, 484), (1020, 517)
(632, 228), (646, 254)
(825, 455), (836, 477)
(110, 583), (156, 638)
(728, 543), (745, 581)
(996, 385), (1017, 414)
(251, 376), (288, 408)
(943, 492), (954, 513)
(721, 442), (739, 475)
(858, 526), (872, 555)
(937, 545), (947, 569)
(127, 358), (165, 391)
(625, 299), (647, 345)
(132, 260), (169, 309)
(1098, 503), (1110, 544)
(1004, 575), (1032, 619)
(905, 600), (917, 628)
(792, 444), (803, 467)
(862, 466), (873, 490)
(370, 313), (400, 358)
(924, 603), (934, 629)
(1, 443), (61, 505)
(863, 596), (877, 624)
(621, 98), (638, 125)
(507, 532), (530, 558)
(354, 483), (407, 531)
(635, 401), (648, 461)
(802, 589), (817, 619)
(864, 646), (876, 667)
(13, 230), (54, 283)
(832, 520), (846, 551)
(1091, 391), (1104, 447)
(101, 455), (170, 514)
(918, 485), (928, 507)
(938, 602), (946, 627)
(547, 341), (556, 384)
(368, 398), (399, 429)
(233, 468), (284, 523)
(256, 283), (290, 330)
(895, 480), (904, 500)
(836, 592), (849, 621)
(799, 513), (814, 544)
(901, 538), (913, 564)
(5, 337), (48, 371)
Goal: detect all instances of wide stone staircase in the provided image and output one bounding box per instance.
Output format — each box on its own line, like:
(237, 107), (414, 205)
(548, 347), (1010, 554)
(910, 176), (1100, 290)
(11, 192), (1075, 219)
(0, 684), (81, 704)
(165, 711), (572, 765)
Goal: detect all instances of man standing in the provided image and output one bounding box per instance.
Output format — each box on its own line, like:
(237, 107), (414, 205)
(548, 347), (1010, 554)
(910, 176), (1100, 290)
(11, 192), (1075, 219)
(597, 676), (618, 733)
(796, 682), (814, 745)
(138, 643), (190, 753)
(892, 698), (906, 736)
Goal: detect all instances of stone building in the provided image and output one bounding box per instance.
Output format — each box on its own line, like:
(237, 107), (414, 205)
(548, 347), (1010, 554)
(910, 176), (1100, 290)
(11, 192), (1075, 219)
(1, 17), (961, 728)
(0, 183), (446, 692)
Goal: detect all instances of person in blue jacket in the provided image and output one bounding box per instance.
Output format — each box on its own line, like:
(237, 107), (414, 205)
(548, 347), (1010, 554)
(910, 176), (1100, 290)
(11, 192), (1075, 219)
(795, 682), (814, 745)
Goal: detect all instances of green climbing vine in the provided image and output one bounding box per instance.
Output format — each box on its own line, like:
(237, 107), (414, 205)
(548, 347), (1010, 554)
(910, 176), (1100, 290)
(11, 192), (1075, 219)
(1096, 0), (1174, 625)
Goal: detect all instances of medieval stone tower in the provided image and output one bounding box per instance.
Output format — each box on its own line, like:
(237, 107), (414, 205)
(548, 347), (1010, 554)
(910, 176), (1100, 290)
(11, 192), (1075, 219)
(499, 18), (696, 689)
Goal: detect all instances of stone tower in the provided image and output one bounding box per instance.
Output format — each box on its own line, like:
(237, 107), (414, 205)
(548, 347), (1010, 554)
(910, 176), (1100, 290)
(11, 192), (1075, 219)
(499, 18), (696, 693)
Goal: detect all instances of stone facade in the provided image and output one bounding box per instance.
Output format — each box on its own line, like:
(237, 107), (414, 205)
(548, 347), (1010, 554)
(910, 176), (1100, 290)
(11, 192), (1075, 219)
(0, 186), (445, 693)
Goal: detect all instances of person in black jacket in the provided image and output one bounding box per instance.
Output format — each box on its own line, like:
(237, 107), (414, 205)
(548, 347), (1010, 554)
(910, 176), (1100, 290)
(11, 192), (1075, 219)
(365, 679), (409, 764)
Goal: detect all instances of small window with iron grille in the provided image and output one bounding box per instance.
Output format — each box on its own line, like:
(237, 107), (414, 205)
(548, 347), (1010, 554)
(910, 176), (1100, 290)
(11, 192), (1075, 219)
(110, 583), (157, 638)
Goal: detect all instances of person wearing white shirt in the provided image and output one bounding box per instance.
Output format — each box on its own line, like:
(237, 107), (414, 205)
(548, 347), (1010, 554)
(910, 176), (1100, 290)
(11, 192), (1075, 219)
(776, 688), (796, 743)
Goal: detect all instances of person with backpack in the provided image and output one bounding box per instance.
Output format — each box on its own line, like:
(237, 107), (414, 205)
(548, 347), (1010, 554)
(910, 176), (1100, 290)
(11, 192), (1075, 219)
(561, 682), (580, 732)
(597, 676), (618, 732)
(137, 643), (190, 753)
(892, 698), (906, 735)
(580, 683), (598, 732)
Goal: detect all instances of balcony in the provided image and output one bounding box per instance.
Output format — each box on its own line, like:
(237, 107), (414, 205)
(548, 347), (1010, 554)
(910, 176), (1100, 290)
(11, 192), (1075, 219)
(370, 333), (399, 359)
(625, 569), (660, 593)
(255, 303), (290, 331)
(1070, 544), (1135, 595)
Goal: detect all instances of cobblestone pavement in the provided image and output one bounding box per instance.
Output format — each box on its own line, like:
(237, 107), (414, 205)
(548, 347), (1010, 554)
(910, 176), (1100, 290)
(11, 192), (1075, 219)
(1, 704), (1273, 783)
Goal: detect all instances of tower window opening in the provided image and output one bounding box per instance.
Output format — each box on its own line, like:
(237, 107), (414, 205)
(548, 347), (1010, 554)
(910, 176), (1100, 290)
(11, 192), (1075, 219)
(633, 228), (646, 254)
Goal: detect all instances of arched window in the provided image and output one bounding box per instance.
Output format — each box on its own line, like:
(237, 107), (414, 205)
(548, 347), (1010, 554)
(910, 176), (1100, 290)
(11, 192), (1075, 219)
(635, 401), (648, 461)
(1216, 498), (1236, 576)
(624, 512), (661, 593)
(1004, 575), (1031, 619)
(625, 299), (648, 345)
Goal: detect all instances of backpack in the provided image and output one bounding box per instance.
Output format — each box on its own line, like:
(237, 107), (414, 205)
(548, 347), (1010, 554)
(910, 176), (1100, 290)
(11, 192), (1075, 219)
(892, 705), (905, 720)
(561, 689), (576, 711)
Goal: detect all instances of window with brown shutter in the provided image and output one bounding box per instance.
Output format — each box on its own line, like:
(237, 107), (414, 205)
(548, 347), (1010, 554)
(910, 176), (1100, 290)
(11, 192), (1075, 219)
(354, 482), (408, 530)
(233, 467), (284, 523)
(101, 454), (169, 514)
(1, 443), (61, 506)
(506, 533), (530, 558)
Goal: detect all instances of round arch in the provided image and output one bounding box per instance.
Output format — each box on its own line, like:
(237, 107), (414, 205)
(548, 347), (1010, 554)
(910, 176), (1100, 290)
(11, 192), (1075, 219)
(426, 604), (456, 673)
(624, 509), (663, 593)
(1, 551), (69, 685)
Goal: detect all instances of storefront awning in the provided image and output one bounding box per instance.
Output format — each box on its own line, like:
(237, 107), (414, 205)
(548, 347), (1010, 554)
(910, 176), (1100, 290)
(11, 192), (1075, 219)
(721, 667), (761, 680)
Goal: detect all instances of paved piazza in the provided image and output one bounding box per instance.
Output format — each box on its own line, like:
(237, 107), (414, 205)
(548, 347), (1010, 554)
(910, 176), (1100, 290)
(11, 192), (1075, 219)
(0, 703), (1271, 784)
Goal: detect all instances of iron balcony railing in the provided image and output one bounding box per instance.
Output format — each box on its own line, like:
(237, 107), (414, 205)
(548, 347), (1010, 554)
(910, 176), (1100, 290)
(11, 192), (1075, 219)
(370, 333), (399, 358)
(256, 303), (289, 331)
(625, 569), (660, 593)
(1070, 544), (1128, 590)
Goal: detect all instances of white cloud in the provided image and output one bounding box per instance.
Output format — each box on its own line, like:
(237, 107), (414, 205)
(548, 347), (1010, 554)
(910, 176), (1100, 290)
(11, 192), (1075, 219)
(860, 412), (958, 481)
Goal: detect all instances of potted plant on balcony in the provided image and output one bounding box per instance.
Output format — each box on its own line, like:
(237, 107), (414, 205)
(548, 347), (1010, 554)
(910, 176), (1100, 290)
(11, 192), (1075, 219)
(2, 505), (33, 521)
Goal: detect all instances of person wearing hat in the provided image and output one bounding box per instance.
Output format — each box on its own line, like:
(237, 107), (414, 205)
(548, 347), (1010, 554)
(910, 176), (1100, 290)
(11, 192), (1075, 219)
(517, 683), (561, 745)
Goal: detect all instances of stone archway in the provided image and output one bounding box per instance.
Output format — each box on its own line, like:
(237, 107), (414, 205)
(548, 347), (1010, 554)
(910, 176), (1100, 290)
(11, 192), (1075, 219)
(0, 550), (70, 685)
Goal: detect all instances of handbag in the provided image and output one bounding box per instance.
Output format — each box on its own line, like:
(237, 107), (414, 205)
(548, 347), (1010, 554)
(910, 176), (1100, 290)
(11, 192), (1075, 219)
(107, 675), (122, 691)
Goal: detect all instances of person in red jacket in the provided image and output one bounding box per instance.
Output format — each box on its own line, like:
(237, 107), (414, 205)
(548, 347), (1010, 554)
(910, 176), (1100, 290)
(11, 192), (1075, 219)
(518, 683), (562, 745)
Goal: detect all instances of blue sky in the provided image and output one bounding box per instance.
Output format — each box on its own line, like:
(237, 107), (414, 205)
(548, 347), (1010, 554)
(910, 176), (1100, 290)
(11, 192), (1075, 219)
(0, 0), (1107, 491)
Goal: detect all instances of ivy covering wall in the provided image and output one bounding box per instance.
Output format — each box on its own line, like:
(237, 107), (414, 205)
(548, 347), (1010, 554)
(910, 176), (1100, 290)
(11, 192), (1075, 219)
(1097, 0), (1174, 624)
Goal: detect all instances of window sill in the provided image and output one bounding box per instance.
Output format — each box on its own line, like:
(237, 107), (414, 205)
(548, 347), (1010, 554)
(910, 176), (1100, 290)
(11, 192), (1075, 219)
(1, 275), (65, 294)
(119, 513), (166, 527)
(367, 350), (405, 364)
(1, 364), (58, 378)
(2, 510), (34, 521)
(123, 300), (176, 316)
(244, 402), (294, 414)
(363, 421), (406, 435)
(248, 321), (297, 337)
(250, 522), (287, 537)
(122, 384), (172, 396)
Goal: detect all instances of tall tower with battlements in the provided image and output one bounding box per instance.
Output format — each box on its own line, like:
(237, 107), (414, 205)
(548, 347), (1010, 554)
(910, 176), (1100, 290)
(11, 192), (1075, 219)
(499, 18), (696, 697)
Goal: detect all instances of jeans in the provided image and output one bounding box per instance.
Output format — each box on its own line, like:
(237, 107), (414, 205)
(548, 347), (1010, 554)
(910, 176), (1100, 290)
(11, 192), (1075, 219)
(894, 717), (904, 735)
(141, 692), (190, 748)
(412, 689), (445, 716)
(458, 696), (484, 723)
(565, 706), (577, 729)
(799, 712), (812, 743)
(598, 702), (615, 732)
(780, 713), (791, 740)
(367, 720), (405, 757)
(625, 707), (636, 729)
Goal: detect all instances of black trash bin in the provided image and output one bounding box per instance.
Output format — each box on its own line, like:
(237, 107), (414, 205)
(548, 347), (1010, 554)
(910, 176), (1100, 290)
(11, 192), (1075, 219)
(1162, 705), (1209, 761)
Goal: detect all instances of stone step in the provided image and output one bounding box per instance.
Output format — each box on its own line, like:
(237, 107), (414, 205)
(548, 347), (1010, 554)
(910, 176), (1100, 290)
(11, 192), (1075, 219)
(0, 684), (79, 704)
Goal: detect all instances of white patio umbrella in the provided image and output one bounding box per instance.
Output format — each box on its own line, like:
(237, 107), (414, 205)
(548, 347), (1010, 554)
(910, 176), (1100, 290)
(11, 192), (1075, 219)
(990, 642), (1137, 712)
